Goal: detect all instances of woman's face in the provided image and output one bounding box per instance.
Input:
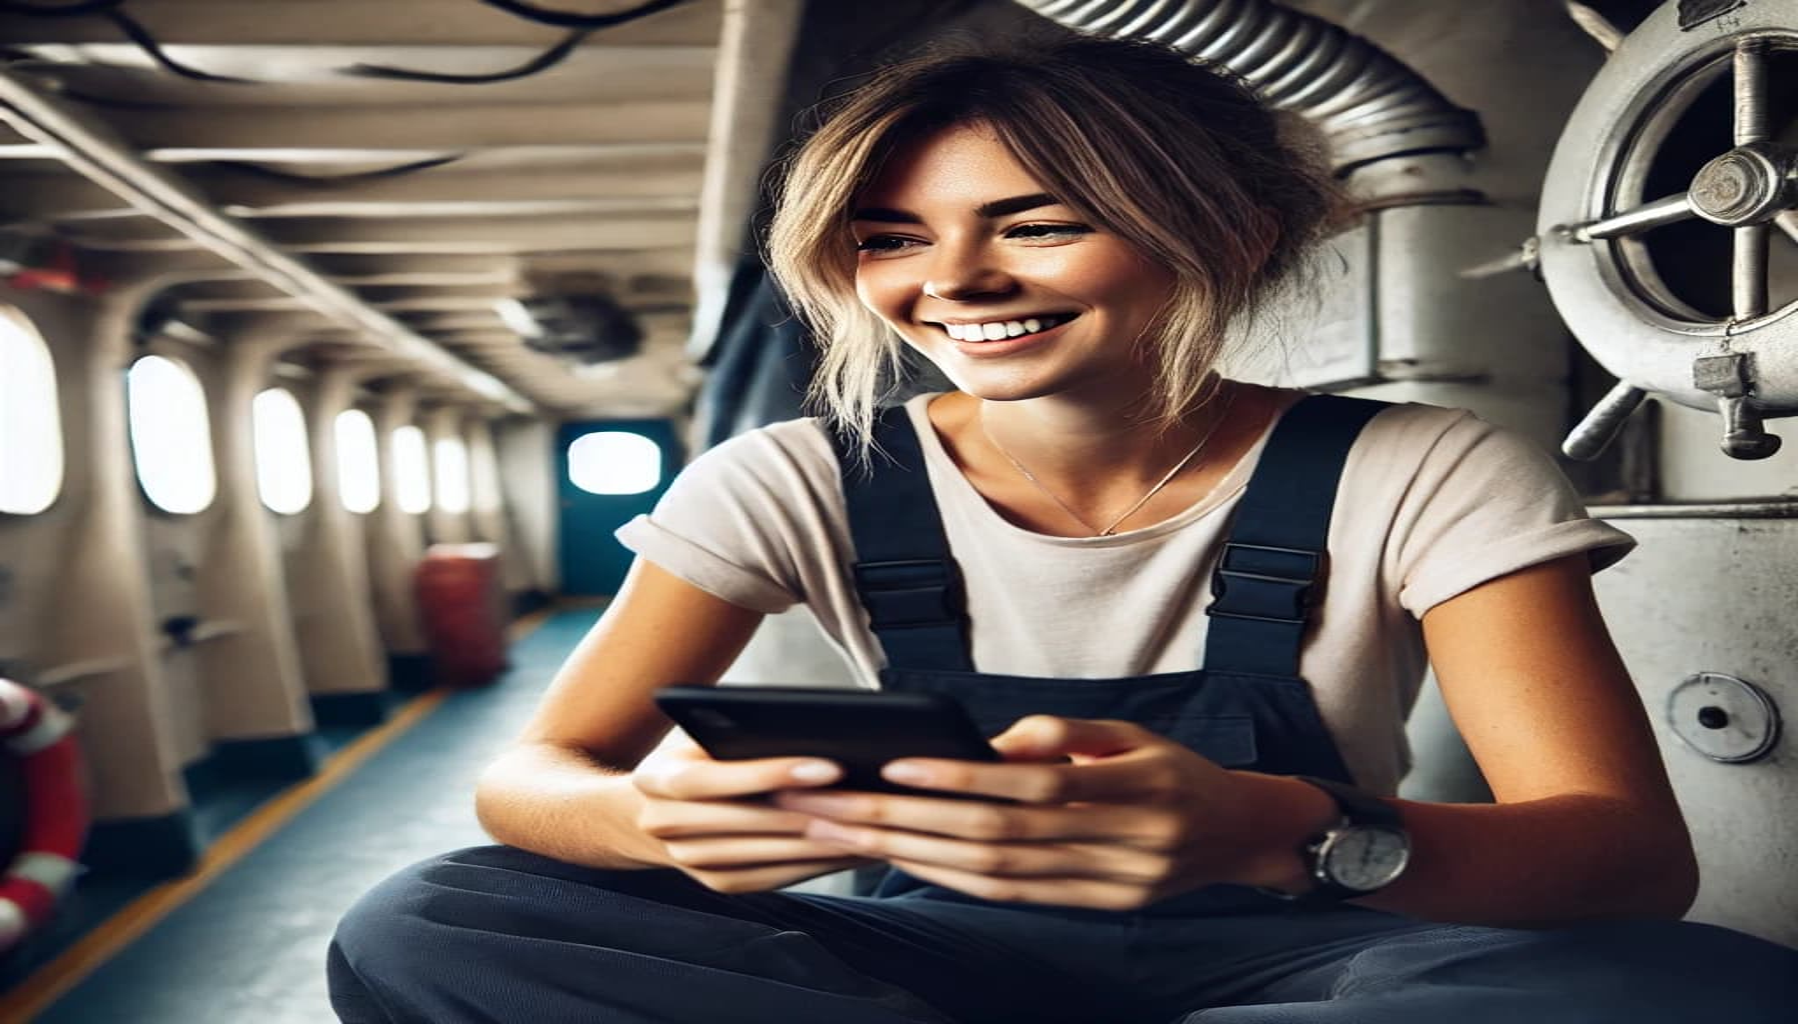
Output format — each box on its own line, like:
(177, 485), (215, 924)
(850, 122), (1177, 405)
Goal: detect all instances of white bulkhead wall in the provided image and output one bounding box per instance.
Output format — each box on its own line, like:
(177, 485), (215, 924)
(285, 362), (387, 700)
(422, 404), (475, 545)
(0, 280), (188, 821)
(365, 388), (429, 657)
(191, 333), (312, 747)
(495, 416), (559, 595)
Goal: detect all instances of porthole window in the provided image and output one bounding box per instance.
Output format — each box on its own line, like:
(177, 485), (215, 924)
(127, 355), (217, 514)
(392, 425), (431, 514)
(567, 431), (661, 495)
(252, 387), (313, 515)
(433, 436), (471, 514)
(0, 307), (64, 515)
(335, 409), (381, 514)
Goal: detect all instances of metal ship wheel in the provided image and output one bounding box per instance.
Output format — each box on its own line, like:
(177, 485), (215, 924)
(1540, 0), (1798, 460)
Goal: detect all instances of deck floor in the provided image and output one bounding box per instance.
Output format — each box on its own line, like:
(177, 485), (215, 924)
(20, 607), (601, 1024)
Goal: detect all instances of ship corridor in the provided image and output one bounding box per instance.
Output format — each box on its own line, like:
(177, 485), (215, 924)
(0, 606), (600, 1023)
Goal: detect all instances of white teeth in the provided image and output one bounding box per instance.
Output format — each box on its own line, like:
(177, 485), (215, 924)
(941, 315), (1068, 341)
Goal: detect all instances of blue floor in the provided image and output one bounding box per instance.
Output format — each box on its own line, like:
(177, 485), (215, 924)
(26, 607), (601, 1024)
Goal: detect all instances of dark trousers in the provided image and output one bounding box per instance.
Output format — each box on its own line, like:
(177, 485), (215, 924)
(329, 845), (1798, 1023)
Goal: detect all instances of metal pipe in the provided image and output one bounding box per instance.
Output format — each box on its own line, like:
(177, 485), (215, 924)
(0, 68), (532, 413)
(1735, 37), (1770, 146)
(1734, 223), (1770, 319)
(1013, 0), (1485, 173)
(1562, 381), (1648, 461)
(1577, 192), (1695, 241)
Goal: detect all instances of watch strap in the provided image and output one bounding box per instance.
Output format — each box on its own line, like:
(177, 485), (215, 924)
(1295, 775), (1403, 828)
(1289, 776), (1406, 903)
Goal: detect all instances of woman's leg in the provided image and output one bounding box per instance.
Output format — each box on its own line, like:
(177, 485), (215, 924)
(1169, 918), (1798, 1024)
(328, 845), (1128, 1024)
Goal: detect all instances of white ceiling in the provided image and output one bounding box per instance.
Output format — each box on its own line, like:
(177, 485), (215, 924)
(0, 0), (738, 418)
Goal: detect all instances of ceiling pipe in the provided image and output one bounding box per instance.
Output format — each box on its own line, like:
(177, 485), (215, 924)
(0, 67), (532, 414)
(1013, 0), (1486, 176)
(688, 0), (806, 360)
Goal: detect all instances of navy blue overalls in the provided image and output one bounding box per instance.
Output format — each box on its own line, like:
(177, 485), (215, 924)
(328, 395), (1798, 1024)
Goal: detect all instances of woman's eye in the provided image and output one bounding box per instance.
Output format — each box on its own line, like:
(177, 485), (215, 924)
(855, 235), (920, 253)
(1006, 223), (1093, 240)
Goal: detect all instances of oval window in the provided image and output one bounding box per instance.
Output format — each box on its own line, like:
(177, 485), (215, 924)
(433, 436), (471, 514)
(568, 431), (662, 495)
(252, 387), (313, 515)
(127, 355), (217, 514)
(392, 425), (431, 514)
(335, 409), (381, 514)
(0, 307), (64, 515)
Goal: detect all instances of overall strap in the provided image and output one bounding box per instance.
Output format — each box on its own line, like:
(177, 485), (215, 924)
(833, 406), (973, 672)
(1203, 394), (1390, 677)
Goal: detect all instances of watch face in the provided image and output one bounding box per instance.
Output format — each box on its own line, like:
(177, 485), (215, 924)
(1321, 825), (1411, 892)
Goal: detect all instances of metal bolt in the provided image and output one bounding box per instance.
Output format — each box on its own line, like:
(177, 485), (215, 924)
(1698, 706), (1730, 730)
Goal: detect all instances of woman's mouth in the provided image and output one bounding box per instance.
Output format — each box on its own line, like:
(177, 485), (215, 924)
(936, 314), (1076, 342)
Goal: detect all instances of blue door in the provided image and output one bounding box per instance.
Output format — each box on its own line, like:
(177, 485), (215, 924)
(557, 419), (681, 596)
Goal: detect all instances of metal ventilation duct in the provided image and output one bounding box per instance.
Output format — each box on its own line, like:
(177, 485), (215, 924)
(1013, 0), (1485, 171)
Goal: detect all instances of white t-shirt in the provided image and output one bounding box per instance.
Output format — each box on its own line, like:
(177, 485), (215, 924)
(617, 392), (1634, 795)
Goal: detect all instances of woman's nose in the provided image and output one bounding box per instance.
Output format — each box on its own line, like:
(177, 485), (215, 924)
(922, 246), (1015, 301)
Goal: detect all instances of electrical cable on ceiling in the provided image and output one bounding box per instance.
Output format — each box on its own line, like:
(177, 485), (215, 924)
(0, 0), (125, 16)
(206, 154), (469, 184)
(53, 87), (180, 108)
(0, 2), (253, 82)
(100, 10), (253, 83)
(478, 0), (688, 31)
(345, 28), (589, 84)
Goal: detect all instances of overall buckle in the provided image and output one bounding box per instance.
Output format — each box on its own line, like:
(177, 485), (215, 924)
(1207, 542), (1324, 625)
(852, 559), (963, 630)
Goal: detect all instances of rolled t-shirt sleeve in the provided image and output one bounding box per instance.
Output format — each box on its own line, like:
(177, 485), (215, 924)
(614, 426), (827, 614)
(1389, 411), (1635, 618)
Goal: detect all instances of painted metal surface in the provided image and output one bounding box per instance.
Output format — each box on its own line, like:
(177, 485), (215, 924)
(1591, 512), (1797, 948)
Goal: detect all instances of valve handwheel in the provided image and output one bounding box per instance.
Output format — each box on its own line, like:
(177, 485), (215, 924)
(1539, 2), (1798, 460)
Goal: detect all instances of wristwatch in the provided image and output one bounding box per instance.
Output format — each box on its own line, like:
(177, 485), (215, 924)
(1289, 775), (1411, 902)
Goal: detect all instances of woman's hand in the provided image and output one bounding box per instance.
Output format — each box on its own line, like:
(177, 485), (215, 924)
(771, 715), (1270, 910)
(631, 733), (876, 893)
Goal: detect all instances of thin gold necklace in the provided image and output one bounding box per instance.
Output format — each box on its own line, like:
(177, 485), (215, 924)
(980, 392), (1235, 537)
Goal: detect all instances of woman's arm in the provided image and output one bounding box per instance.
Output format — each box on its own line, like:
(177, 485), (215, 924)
(474, 558), (869, 885)
(774, 554), (1697, 925)
(1350, 552), (1697, 923)
(1228, 552), (1697, 925)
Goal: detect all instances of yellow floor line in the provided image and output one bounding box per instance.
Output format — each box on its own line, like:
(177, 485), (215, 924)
(0, 606), (560, 1022)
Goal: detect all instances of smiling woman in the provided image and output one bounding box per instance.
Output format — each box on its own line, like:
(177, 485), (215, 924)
(327, 32), (1798, 1024)
(769, 38), (1336, 458)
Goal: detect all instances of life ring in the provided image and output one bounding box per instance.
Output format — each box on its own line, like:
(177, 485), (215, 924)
(0, 678), (87, 954)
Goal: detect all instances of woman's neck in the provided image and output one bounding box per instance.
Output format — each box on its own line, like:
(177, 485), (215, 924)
(927, 379), (1291, 538)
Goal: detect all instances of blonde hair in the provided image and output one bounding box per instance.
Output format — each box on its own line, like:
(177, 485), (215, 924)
(766, 34), (1341, 454)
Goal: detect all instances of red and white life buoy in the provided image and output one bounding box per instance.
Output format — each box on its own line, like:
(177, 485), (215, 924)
(0, 678), (87, 953)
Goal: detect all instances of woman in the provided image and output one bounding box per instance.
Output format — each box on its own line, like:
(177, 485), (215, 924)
(329, 35), (1798, 1023)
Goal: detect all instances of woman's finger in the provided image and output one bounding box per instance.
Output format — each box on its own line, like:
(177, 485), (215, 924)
(772, 788), (1166, 844)
(988, 715), (1154, 761)
(870, 746), (1191, 806)
(637, 796), (820, 838)
(805, 818), (1165, 882)
(633, 755), (841, 801)
(663, 835), (873, 870)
